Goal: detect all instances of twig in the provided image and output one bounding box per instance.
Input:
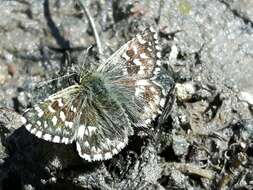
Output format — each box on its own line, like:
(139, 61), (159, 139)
(156, 0), (164, 25)
(78, 0), (103, 56)
(161, 162), (215, 180)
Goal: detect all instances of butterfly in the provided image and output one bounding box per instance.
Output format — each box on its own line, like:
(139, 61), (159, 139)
(20, 27), (172, 161)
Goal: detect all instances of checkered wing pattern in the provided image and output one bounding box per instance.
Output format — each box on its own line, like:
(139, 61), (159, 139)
(22, 84), (132, 161)
(99, 27), (168, 126)
(21, 27), (171, 162)
(75, 95), (132, 161)
(22, 85), (80, 144)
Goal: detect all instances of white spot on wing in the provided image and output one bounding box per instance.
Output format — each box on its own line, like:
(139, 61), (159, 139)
(52, 116), (57, 126)
(25, 124), (32, 131)
(34, 105), (40, 112)
(122, 68), (128, 75)
(136, 34), (146, 44)
(77, 125), (87, 138)
(34, 105), (44, 117)
(43, 134), (52, 141)
(65, 121), (73, 128)
(83, 154), (92, 161)
(152, 114), (157, 120)
(169, 45), (178, 64)
(154, 67), (160, 75)
(96, 147), (102, 153)
(38, 111), (44, 118)
(135, 86), (145, 97)
(91, 146), (97, 153)
(87, 126), (97, 134)
(140, 53), (149, 59)
(105, 138), (112, 146)
(60, 111), (66, 121)
(156, 60), (161, 66)
(136, 80), (150, 86)
(145, 119), (151, 124)
(21, 116), (27, 124)
(155, 45), (161, 50)
(133, 59), (142, 65)
(160, 98), (166, 107)
(76, 142), (92, 161)
(150, 86), (156, 92)
(52, 136), (61, 143)
(36, 131), (42, 138)
(133, 45), (138, 54)
(137, 68), (145, 75)
(112, 148), (118, 154)
(57, 98), (64, 107)
(104, 152), (112, 159)
(84, 141), (90, 147)
(62, 137), (69, 144)
(150, 26), (156, 33)
(48, 105), (56, 113)
(44, 121), (48, 128)
(154, 33), (158, 40)
(135, 87), (142, 96)
(116, 141), (126, 150)
(71, 106), (77, 113)
(154, 95), (160, 105)
(144, 106), (151, 112)
(122, 52), (130, 60)
(30, 128), (37, 134)
(100, 142), (108, 150)
(93, 154), (103, 161)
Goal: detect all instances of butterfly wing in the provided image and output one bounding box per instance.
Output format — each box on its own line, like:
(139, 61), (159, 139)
(74, 94), (132, 161)
(22, 83), (132, 161)
(100, 27), (171, 126)
(22, 85), (81, 144)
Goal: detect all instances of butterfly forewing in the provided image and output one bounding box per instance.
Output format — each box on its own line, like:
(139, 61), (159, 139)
(102, 27), (166, 126)
(22, 85), (80, 144)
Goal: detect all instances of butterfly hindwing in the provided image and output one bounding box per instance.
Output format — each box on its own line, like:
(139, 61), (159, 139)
(75, 94), (132, 161)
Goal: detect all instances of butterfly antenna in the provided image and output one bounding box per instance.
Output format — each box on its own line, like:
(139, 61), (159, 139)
(36, 73), (77, 89)
(79, 46), (93, 76)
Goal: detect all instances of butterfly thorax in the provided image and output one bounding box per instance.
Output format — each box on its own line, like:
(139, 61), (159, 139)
(80, 73), (108, 98)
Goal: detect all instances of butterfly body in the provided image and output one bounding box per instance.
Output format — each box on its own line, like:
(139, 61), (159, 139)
(21, 27), (172, 161)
